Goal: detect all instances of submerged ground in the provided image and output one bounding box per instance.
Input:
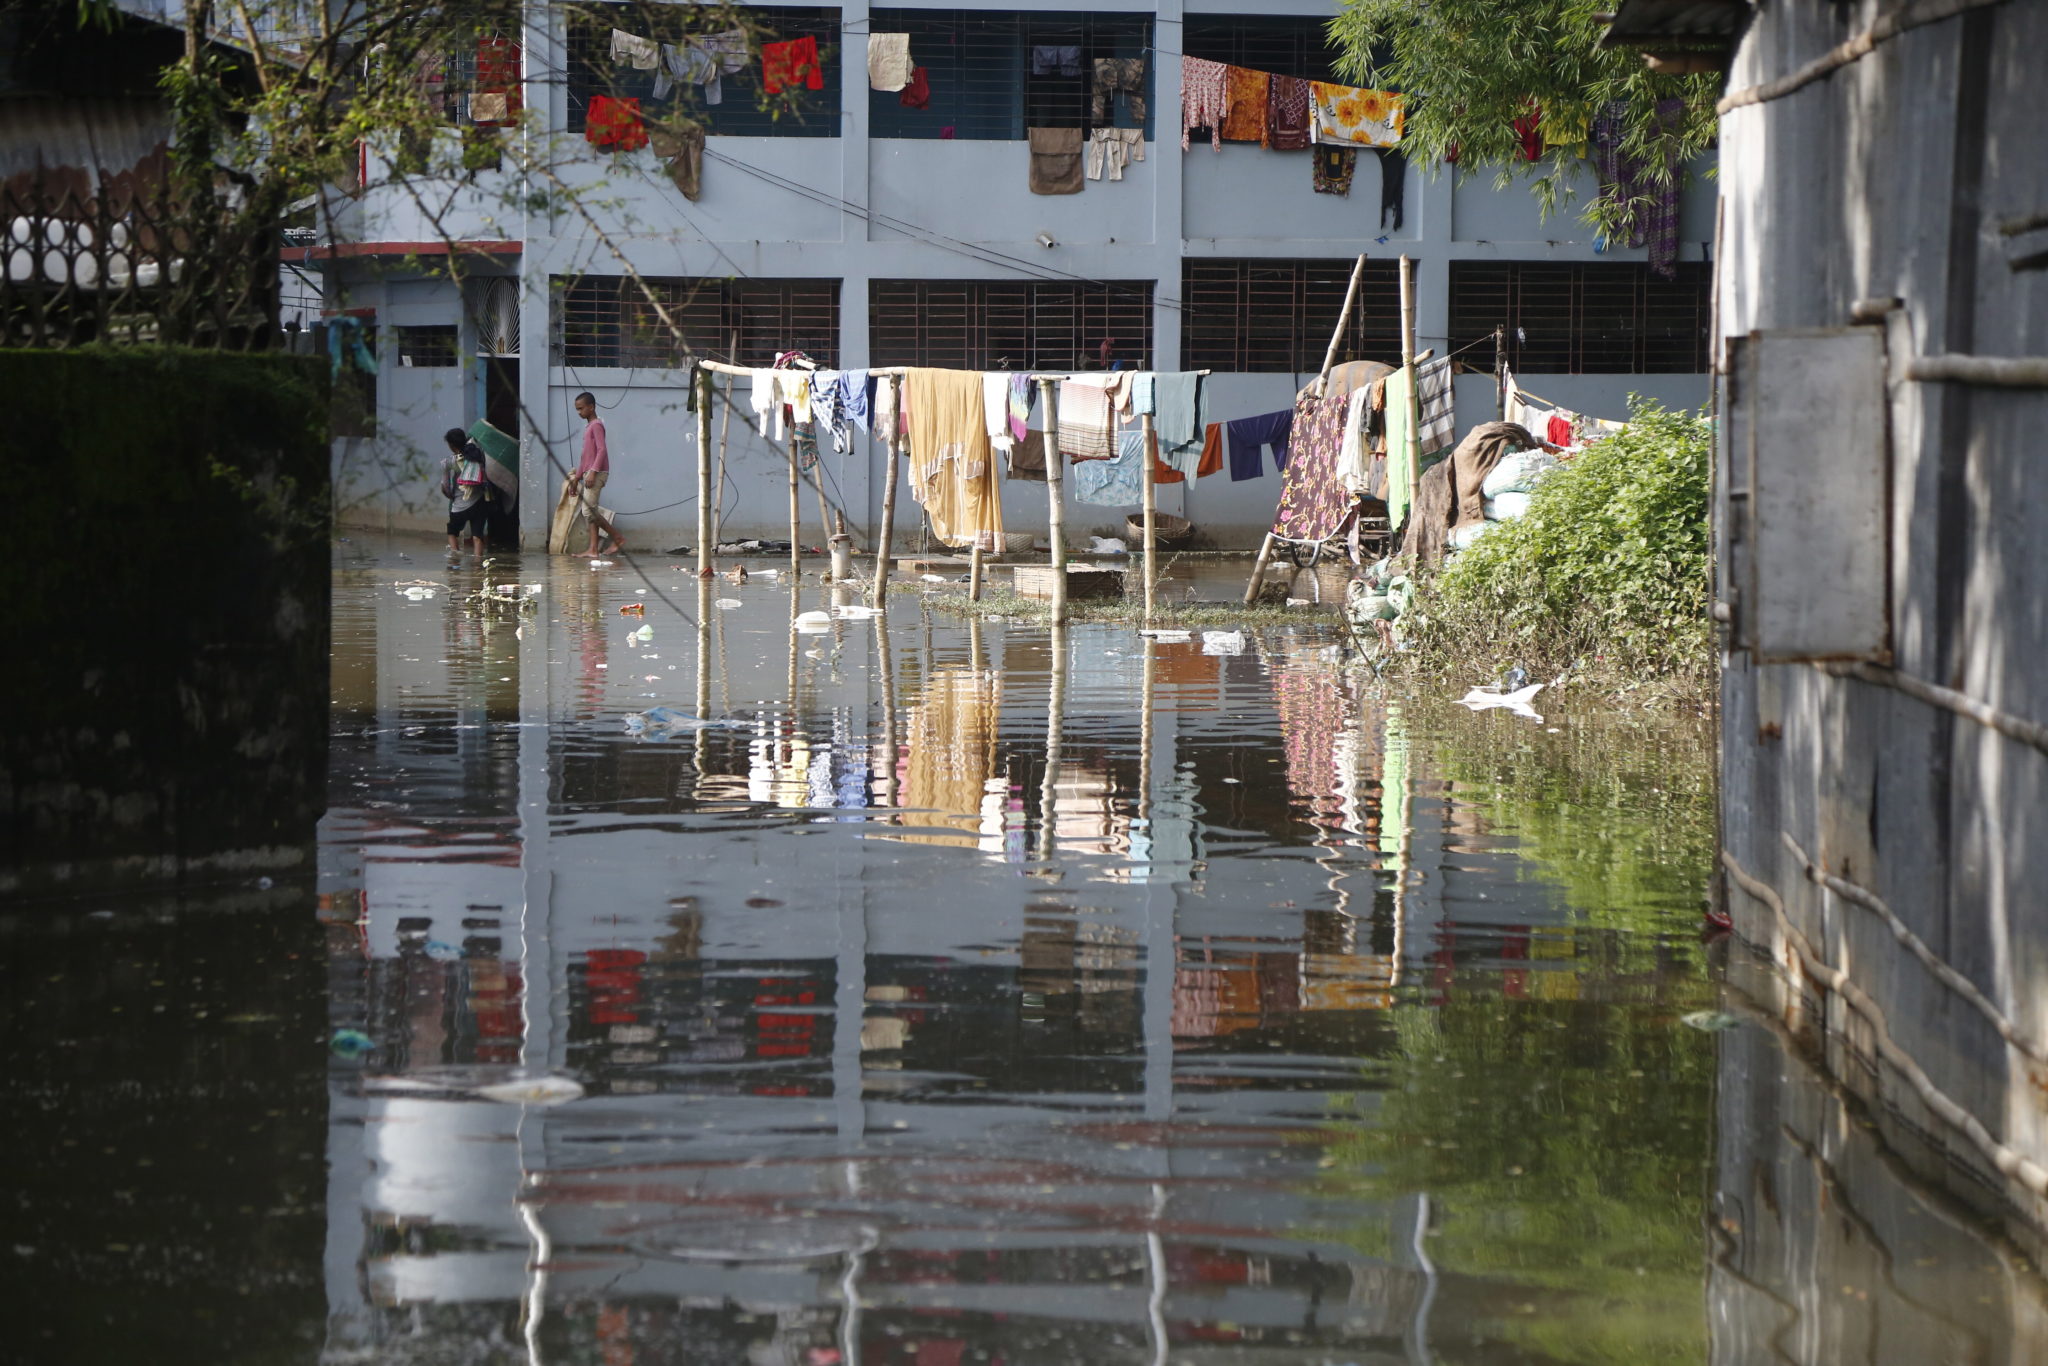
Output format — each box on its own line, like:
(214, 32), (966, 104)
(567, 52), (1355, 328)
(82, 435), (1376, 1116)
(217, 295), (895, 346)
(1, 537), (2034, 1365)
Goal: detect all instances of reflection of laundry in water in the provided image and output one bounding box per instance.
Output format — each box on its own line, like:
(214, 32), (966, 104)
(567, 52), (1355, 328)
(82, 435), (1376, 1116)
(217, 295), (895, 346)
(888, 668), (1003, 848)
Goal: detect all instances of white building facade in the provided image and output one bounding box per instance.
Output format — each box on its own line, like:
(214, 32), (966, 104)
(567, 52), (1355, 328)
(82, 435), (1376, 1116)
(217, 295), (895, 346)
(316, 0), (1716, 551)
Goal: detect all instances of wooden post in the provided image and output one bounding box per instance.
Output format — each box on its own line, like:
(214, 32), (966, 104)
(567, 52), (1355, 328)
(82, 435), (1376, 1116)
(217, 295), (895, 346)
(1400, 254), (1422, 519)
(872, 375), (901, 604)
(787, 430), (802, 579)
(1039, 376), (1068, 624)
(1139, 411), (1158, 627)
(1494, 324), (1507, 421)
(1242, 532), (1277, 606)
(695, 367), (713, 577)
(1316, 254), (1368, 395)
(968, 539), (985, 603)
(714, 371), (733, 562)
(1039, 621), (1066, 859)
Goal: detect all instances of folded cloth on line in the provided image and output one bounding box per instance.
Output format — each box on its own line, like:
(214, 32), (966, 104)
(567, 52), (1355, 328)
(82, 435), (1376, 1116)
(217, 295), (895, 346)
(762, 35), (823, 93)
(1267, 74), (1312, 151)
(835, 370), (872, 432)
(1221, 65), (1269, 142)
(1028, 125), (1084, 194)
(1031, 44), (1081, 77)
(1085, 127), (1145, 181)
(1415, 353), (1456, 454)
(982, 372), (1014, 454)
(868, 32), (912, 91)
(1057, 376), (1114, 461)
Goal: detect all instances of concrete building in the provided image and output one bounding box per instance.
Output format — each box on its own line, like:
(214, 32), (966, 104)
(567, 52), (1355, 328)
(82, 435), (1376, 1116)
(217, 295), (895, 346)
(315, 0), (1715, 551)
(1679, 0), (2048, 1274)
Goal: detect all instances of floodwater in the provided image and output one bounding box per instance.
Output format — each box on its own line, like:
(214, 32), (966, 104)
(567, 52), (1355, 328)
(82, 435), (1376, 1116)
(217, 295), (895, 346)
(3, 536), (2041, 1365)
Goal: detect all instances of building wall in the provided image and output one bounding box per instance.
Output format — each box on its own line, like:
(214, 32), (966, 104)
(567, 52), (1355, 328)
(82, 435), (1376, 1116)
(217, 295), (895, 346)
(330, 0), (1714, 548)
(1716, 0), (2048, 1257)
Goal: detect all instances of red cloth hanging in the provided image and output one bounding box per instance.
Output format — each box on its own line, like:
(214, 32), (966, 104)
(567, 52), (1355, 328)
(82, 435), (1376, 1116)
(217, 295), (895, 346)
(898, 65), (931, 109)
(1512, 100), (1543, 161)
(762, 35), (824, 93)
(473, 36), (521, 125)
(1547, 413), (1573, 447)
(586, 95), (648, 151)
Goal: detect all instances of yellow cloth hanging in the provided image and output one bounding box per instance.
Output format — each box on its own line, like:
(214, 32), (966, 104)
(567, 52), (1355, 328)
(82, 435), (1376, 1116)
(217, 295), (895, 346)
(905, 367), (1005, 551)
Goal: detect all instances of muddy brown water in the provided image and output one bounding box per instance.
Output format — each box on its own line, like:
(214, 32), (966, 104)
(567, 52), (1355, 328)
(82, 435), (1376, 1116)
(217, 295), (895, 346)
(1, 537), (2037, 1365)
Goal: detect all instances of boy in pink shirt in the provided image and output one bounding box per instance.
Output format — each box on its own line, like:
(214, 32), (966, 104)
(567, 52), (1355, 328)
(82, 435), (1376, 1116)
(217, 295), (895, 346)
(569, 391), (625, 556)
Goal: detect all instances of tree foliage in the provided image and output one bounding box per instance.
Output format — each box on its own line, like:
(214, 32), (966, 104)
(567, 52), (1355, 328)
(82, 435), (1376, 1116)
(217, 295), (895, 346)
(1406, 399), (1715, 699)
(1327, 0), (1719, 231)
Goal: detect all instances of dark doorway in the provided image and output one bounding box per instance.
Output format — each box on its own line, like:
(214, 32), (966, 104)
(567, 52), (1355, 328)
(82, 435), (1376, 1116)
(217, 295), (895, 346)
(484, 356), (520, 549)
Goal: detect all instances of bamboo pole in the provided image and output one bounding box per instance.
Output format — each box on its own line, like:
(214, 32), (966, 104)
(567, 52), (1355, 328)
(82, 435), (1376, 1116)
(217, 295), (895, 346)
(1316, 254), (1368, 396)
(1399, 255), (1422, 520)
(1242, 532), (1278, 606)
(968, 540), (985, 603)
(1039, 376), (1068, 625)
(872, 375), (901, 604)
(695, 367), (713, 576)
(1139, 412), (1158, 627)
(714, 371), (733, 557)
(1039, 621), (1066, 860)
(787, 430), (802, 578)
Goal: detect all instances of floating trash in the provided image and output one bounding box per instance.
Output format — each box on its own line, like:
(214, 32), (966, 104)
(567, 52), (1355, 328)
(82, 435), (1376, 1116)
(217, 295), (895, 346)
(716, 598), (742, 610)
(363, 1065), (585, 1106)
(831, 604), (882, 620)
(1202, 630), (1246, 655)
(329, 1028), (376, 1058)
(1681, 1010), (1741, 1032)
(1139, 628), (1192, 642)
(793, 610), (834, 633)
(1456, 683), (1545, 722)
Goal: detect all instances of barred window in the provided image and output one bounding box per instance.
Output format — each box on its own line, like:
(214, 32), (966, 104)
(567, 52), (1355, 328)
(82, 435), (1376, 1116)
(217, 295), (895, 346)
(1181, 259), (1401, 374)
(397, 324), (460, 367)
(1181, 14), (1350, 81)
(870, 279), (1153, 371)
(552, 276), (841, 368)
(1450, 262), (1710, 374)
(867, 10), (1152, 141)
(564, 4), (841, 138)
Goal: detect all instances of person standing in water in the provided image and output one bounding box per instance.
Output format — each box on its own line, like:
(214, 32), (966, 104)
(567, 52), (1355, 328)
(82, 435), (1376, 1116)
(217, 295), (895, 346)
(442, 428), (489, 557)
(569, 392), (624, 557)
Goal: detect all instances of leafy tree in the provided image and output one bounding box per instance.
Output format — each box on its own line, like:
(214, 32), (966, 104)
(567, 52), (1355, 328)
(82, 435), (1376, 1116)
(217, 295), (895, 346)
(1327, 0), (1719, 234)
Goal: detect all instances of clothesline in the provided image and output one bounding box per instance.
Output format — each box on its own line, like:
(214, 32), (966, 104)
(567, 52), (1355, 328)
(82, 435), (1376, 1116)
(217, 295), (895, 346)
(695, 359), (1210, 382)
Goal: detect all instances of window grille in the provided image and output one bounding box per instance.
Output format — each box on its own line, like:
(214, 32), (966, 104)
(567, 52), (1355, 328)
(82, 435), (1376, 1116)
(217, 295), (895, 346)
(1181, 14), (1351, 82)
(869, 279), (1153, 371)
(1449, 262), (1710, 374)
(552, 276), (841, 367)
(397, 325), (460, 367)
(563, 4), (841, 138)
(867, 9), (1152, 141)
(1181, 259), (1401, 374)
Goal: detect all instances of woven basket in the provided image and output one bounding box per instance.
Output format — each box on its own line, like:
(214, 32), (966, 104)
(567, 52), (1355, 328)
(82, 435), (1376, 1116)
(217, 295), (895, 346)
(1126, 512), (1194, 548)
(1000, 531), (1038, 554)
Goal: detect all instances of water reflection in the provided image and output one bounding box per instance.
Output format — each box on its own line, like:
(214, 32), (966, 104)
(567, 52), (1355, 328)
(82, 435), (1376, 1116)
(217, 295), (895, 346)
(8, 537), (2044, 1364)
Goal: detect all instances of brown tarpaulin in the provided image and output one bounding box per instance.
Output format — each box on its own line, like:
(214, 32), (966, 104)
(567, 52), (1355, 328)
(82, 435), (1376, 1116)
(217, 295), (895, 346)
(1399, 421), (1537, 565)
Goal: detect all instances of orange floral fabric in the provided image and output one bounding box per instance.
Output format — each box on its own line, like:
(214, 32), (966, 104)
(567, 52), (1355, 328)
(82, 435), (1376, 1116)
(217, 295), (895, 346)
(1220, 66), (1270, 143)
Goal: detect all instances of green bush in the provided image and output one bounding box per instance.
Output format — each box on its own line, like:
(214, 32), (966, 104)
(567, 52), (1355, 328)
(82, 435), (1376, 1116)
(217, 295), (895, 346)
(1408, 398), (1714, 698)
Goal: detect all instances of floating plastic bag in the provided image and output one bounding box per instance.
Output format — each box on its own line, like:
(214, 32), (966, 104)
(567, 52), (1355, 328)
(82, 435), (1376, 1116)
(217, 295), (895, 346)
(1201, 630), (1245, 655)
(1087, 536), (1128, 555)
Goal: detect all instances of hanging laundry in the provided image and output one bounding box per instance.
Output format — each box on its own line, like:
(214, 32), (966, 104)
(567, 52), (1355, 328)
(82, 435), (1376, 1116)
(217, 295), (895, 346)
(654, 42), (721, 104)
(1308, 82), (1404, 148)
(1091, 56), (1147, 124)
(1227, 409), (1293, 480)
(1085, 127), (1145, 181)
(1181, 57), (1230, 151)
(473, 37), (521, 125)
(1336, 386), (1373, 496)
(1266, 74), (1311, 151)
(898, 65), (931, 109)
(1074, 430), (1146, 506)
(981, 373), (1014, 455)
(1592, 97), (1683, 278)
(1220, 66), (1269, 142)
(1538, 101), (1590, 159)
(835, 370), (872, 433)
(1028, 126), (1084, 195)
(610, 28), (659, 70)
(1057, 376), (1114, 461)
(1151, 371), (1205, 473)
(904, 368), (1004, 552)
(1548, 412), (1574, 448)
(762, 35), (823, 93)
(873, 372), (901, 443)
(1272, 391), (1357, 543)
(697, 29), (750, 76)
(1196, 422), (1224, 478)
(1374, 148), (1407, 230)
(1383, 368), (1415, 530)
(585, 96), (648, 150)
(1007, 430), (1048, 482)
(1030, 45), (1081, 77)
(749, 369), (781, 439)
(1006, 374), (1032, 443)
(1415, 355), (1456, 455)
(868, 33), (912, 92)
(1512, 102), (1543, 162)
(1314, 147), (1355, 196)
(646, 123), (705, 199)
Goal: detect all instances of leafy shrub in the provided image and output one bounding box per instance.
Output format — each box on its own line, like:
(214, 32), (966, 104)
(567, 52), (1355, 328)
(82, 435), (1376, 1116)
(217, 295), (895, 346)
(1407, 399), (1714, 697)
